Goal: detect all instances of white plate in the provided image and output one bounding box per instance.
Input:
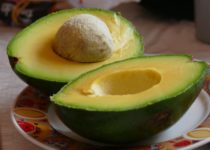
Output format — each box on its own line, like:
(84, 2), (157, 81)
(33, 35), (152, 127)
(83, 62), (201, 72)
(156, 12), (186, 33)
(48, 90), (210, 148)
(11, 87), (210, 150)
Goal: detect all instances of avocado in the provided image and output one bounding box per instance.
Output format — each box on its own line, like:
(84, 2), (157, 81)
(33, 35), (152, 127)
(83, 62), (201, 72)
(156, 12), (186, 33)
(51, 55), (207, 144)
(7, 8), (143, 94)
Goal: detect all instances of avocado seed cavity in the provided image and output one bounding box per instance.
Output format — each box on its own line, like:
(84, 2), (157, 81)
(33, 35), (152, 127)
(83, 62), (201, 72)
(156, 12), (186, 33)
(91, 69), (161, 96)
(54, 14), (114, 63)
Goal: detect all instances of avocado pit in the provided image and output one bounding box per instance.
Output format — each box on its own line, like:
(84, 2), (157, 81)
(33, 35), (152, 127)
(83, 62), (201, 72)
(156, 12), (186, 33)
(53, 14), (114, 63)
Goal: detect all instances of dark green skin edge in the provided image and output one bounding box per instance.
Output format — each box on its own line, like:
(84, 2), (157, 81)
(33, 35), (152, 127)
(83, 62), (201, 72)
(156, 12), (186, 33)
(9, 57), (66, 95)
(56, 67), (207, 145)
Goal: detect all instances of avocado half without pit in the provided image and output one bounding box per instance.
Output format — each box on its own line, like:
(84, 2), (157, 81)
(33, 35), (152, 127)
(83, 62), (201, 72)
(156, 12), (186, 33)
(7, 8), (143, 94)
(51, 55), (207, 145)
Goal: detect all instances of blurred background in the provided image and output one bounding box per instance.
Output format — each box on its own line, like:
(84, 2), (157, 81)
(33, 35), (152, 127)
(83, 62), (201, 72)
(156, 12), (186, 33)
(0, 0), (195, 26)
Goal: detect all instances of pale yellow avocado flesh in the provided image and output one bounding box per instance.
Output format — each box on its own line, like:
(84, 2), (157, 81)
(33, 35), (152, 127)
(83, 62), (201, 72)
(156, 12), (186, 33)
(52, 55), (206, 111)
(8, 9), (142, 82)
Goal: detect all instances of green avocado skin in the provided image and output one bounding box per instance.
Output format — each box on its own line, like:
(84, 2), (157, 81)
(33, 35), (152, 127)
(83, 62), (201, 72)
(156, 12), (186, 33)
(9, 57), (66, 95)
(56, 68), (207, 145)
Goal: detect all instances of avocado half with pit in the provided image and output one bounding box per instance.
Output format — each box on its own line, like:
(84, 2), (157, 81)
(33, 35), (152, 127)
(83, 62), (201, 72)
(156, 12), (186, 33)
(7, 8), (143, 94)
(51, 55), (207, 145)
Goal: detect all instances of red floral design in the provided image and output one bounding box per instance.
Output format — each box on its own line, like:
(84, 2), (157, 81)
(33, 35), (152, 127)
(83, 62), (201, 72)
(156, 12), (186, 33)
(173, 140), (192, 147)
(17, 120), (35, 133)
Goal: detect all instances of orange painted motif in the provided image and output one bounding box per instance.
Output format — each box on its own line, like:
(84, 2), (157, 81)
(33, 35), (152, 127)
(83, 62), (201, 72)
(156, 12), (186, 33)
(14, 107), (45, 119)
(187, 129), (210, 138)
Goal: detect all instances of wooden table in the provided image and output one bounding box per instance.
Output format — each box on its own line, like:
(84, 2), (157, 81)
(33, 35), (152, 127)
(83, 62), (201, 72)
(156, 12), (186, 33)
(0, 2), (210, 150)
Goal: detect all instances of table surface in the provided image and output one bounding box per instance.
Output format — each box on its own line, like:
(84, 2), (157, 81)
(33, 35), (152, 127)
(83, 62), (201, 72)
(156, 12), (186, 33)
(0, 2), (210, 150)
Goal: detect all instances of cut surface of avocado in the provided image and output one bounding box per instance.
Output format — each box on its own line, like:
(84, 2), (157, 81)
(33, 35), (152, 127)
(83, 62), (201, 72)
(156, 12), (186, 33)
(7, 8), (143, 83)
(51, 55), (207, 111)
